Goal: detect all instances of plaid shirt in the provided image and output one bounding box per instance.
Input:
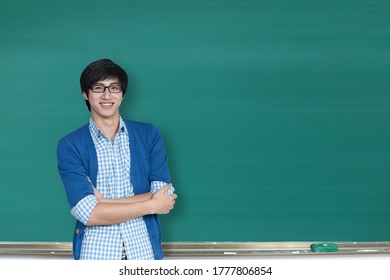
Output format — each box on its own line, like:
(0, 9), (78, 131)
(71, 117), (171, 260)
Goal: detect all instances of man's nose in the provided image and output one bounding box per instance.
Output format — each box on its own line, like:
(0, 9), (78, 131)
(101, 88), (112, 98)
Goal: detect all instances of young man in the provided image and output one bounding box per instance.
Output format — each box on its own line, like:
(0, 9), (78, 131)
(57, 58), (177, 260)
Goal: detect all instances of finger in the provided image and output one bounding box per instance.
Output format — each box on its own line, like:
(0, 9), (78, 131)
(87, 177), (95, 188)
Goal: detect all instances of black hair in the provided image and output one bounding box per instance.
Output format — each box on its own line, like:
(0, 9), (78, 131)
(80, 58), (128, 111)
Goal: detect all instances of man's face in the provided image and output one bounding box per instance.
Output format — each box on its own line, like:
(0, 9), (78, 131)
(83, 77), (124, 121)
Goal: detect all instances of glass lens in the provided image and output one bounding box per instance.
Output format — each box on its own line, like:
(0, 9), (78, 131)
(91, 85), (105, 93)
(109, 85), (122, 92)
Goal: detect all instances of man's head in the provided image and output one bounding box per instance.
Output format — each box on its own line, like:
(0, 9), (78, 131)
(80, 58), (128, 111)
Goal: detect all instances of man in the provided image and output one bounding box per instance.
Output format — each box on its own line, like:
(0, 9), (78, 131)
(57, 58), (177, 260)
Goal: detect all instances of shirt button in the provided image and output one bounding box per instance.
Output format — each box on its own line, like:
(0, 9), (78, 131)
(75, 228), (80, 234)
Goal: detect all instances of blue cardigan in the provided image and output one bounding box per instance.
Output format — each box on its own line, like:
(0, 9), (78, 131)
(57, 119), (171, 260)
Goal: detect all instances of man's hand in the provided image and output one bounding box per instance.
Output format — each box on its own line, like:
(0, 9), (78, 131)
(93, 186), (106, 202)
(88, 177), (107, 202)
(150, 184), (177, 214)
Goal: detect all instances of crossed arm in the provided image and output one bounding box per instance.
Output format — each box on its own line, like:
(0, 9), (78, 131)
(86, 184), (177, 226)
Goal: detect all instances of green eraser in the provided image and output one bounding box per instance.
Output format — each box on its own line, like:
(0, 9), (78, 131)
(310, 243), (338, 252)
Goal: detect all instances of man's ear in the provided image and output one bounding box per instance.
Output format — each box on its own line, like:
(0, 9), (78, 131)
(82, 92), (88, 100)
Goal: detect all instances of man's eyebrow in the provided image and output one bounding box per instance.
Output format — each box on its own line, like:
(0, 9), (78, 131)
(94, 82), (121, 85)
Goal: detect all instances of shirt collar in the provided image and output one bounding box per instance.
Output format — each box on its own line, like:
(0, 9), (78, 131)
(89, 116), (128, 140)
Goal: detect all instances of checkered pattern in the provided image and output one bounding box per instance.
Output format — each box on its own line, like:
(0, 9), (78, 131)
(70, 117), (171, 260)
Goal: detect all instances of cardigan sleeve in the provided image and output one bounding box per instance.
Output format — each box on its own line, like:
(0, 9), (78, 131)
(57, 138), (94, 208)
(148, 126), (172, 184)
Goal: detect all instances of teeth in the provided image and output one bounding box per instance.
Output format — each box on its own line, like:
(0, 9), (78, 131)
(101, 103), (113, 105)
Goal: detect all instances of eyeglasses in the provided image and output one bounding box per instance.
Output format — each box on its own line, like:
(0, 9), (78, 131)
(89, 84), (122, 94)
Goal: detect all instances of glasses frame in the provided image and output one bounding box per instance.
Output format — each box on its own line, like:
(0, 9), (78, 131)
(89, 84), (123, 94)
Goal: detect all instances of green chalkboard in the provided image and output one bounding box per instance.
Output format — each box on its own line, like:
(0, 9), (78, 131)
(0, 0), (389, 242)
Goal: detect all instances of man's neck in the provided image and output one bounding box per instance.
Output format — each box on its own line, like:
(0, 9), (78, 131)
(92, 113), (120, 141)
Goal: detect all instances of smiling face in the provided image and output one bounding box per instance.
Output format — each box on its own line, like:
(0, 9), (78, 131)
(83, 77), (124, 122)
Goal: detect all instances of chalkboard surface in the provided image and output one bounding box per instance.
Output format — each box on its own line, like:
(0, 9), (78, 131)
(0, 0), (389, 242)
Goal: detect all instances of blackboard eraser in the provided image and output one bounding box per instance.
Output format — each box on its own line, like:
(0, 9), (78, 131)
(310, 243), (338, 252)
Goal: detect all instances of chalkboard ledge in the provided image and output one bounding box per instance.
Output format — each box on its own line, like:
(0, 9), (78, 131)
(0, 242), (389, 257)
